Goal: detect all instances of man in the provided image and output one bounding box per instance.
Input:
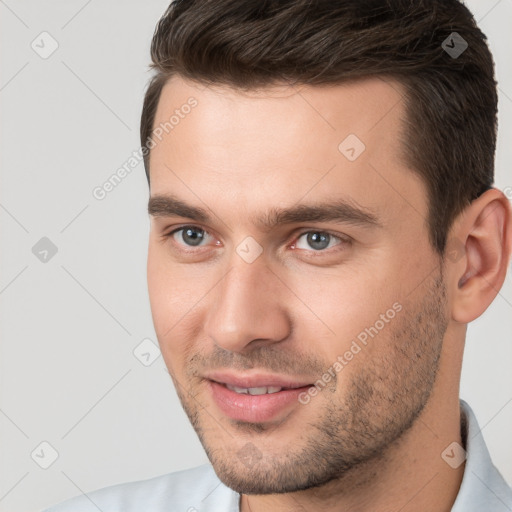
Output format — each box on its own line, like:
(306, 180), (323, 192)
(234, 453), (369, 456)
(44, 0), (512, 510)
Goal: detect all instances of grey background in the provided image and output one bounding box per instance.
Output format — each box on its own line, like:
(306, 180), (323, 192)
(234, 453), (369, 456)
(0, 1), (511, 511)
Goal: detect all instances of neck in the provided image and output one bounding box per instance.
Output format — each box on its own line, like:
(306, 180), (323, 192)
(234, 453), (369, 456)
(240, 390), (464, 512)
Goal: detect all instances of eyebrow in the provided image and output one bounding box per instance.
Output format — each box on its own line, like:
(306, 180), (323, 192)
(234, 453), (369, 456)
(148, 194), (381, 230)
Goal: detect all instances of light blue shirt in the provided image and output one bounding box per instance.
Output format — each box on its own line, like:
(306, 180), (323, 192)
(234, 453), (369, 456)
(42, 401), (512, 511)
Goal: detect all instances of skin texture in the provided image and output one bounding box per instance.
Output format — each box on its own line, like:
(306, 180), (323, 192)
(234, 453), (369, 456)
(146, 75), (512, 511)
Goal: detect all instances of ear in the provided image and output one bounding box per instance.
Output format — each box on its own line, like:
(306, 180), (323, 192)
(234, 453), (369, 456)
(449, 188), (512, 324)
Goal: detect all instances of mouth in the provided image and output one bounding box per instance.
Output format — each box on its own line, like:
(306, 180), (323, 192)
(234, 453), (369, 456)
(205, 372), (314, 423)
(224, 384), (289, 395)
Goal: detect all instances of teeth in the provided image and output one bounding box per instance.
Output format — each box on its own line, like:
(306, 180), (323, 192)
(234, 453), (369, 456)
(248, 387), (269, 396)
(226, 384), (283, 395)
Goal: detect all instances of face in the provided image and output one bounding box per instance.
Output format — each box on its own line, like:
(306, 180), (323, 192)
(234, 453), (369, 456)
(146, 75), (449, 494)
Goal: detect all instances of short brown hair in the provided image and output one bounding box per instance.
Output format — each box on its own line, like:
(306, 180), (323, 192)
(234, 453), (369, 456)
(140, 0), (498, 253)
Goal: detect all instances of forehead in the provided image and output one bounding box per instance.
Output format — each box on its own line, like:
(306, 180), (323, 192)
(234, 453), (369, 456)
(149, 74), (427, 230)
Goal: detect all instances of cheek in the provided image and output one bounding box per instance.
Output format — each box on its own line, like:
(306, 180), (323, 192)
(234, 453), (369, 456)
(147, 242), (195, 323)
(147, 243), (216, 373)
(290, 262), (402, 348)
(147, 246), (190, 366)
(147, 246), (171, 329)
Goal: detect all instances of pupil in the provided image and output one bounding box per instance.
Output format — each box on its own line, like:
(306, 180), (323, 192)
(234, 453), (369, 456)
(183, 227), (204, 246)
(308, 232), (329, 250)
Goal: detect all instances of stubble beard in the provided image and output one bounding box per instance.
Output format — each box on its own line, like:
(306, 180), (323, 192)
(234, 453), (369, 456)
(172, 270), (448, 495)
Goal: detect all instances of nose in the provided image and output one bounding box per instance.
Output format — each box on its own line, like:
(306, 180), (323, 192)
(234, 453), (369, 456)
(203, 257), (291, 353)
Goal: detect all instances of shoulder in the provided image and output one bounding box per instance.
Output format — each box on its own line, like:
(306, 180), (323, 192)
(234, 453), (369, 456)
(452, 401), (512, 511)
(41, 464), (239, 512)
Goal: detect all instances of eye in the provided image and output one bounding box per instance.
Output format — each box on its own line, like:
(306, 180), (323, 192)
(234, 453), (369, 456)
(293, 231), (344, 251)
(169, 225), (214, 247)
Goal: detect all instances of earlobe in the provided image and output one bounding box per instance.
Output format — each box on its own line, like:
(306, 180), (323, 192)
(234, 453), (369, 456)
(451, 188), (512, 324)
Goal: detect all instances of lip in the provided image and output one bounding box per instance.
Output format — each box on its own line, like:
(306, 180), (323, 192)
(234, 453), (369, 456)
(205, 371), (313, 423)
(205, 371), (312, 390)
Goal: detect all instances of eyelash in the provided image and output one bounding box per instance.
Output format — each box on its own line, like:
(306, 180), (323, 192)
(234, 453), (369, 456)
(164, 225), (351, 254)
